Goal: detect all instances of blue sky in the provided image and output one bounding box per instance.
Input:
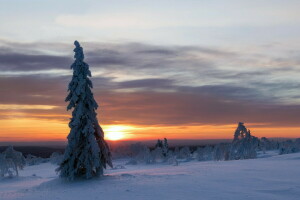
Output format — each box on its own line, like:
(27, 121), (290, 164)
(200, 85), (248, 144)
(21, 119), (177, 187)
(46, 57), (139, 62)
(1, 0), (300, 46)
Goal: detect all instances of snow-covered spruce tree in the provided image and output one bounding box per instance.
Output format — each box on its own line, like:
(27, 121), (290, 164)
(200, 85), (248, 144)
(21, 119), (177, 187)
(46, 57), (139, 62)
(57, 41), (112, 180)
(162, 138), (169, 156)
(155, 139), (163, 148)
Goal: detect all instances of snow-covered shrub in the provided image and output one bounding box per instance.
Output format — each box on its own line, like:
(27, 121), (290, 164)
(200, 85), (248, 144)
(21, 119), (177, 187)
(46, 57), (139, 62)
(203, 145), (214, 161)
(279, 139), (300, 155)
(162, 138), (169, 156)
(0, 146), (26, 177)
(213, 144), (223, 161)
(25, 154), (45, 166)
(50, 152), (63, 165)
(126, 143), (152, 164)
(213, 143), (230, 161)
(155, 138), (169, 157)
(195, 147), (204, 161)
(177, 146), (191, 161)
(259, 137), (278, 153)
(155, 139), (163, 148)
(151, 147), (165, 163)
(167, 156), (178, 166)
(0, 154), (11, 177)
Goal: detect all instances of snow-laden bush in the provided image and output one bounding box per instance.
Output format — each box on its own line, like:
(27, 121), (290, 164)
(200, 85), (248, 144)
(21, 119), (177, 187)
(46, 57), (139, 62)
(155, 138), (169, 157)
(167, 156), (178, 166)
(177, 146), (192, 161)
(126, 142), (177, 165)
(50, 152), (63, 165)
(0, 146), (26, 177)
(151, 147), (165, 163)
(126, 143), (151, 164)
(196, 145), (214, 161)
(279, 139), (300, 155)
(259, 137), (278, 153)
(213, 144), (231, 161)
(26, 154), (48, 166)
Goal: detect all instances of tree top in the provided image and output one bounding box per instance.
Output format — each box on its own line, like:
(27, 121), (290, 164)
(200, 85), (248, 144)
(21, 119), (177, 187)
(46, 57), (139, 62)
(73, 40), (84, 61)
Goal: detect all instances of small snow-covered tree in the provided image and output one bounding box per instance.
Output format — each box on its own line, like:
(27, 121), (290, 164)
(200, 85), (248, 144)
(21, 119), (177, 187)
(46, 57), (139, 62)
(155, 138), (169, 157)
(213, 144), (223, 161)
(57, 41), (112, 180)
(128, 143), (152, 164)
(230, 122), (259, 160)
(151, 147), (165, 163)
(233, 122), (250, 141)
(155, 139), (163, 148)
(279, 139), (300, 155)
(50, 152), (63, 165)
(213, 143), (230, 161)
(0, 146), (26, 177)
(174, 147), (180, 158)
(196, 147), (205, 161)
(177, 146), (191, 160)
(202, 145), (213, 161)
(162, 138), (169, 156)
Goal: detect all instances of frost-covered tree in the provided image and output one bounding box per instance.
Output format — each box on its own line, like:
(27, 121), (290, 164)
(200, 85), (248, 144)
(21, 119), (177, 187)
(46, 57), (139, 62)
(57, 41), (112, 180)
(233, 122), (250, 141)
(127, 143), (152, 164)
(213, 143), (230, 161)
(25, 154), (43, 166)
(162, 138), (169, 156)
(213, 144), (224, 161)
(279, 139), (300, 155)
(0, 146), (26, 177)
(202, 145), (213, 161)
(177, 146), (191, 160)
(50, 152), (63, 165)
(196, 147), (205, 161)
(230, 122), (259, 160)
(155, 138), (169, 157)
(155, 139), (163, 148)
(151, 147), (165, 163)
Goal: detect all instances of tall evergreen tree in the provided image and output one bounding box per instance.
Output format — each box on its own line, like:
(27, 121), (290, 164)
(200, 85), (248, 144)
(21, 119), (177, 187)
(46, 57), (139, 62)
(57, 41), (112, 180)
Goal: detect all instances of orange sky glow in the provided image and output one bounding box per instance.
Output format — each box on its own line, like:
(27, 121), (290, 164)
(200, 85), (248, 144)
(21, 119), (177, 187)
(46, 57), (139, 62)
(1, 116), (299, 142)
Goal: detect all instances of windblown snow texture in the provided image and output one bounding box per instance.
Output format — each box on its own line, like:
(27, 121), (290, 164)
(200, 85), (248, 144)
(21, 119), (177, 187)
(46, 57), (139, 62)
(57, 41), (112, 180)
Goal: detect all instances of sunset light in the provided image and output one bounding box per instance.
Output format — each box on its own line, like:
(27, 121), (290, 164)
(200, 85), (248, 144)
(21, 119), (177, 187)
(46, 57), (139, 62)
(104, 125), (134, 141)
(1, 1), (300, 198)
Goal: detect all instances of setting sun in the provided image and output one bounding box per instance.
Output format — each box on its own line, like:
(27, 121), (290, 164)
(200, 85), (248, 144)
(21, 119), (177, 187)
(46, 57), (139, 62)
(104, 125), (134, 141)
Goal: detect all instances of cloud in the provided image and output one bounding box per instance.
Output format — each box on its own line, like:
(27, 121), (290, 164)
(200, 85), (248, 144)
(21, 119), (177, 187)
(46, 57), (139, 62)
(0, 51), (71, 71)
(1, 40), (300, 127)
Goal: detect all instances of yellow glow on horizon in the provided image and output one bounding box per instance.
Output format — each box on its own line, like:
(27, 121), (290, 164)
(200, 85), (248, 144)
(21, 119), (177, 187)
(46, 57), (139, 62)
(103, 125), (136, 141)
(0, 117), (299, 142)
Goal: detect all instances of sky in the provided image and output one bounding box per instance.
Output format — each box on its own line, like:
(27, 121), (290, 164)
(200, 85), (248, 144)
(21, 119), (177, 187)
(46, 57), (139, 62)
(1, 0), (300, 142)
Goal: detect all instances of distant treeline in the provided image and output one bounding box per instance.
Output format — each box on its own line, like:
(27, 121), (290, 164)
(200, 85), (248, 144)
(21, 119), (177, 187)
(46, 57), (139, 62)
(0, 146), (64, 158)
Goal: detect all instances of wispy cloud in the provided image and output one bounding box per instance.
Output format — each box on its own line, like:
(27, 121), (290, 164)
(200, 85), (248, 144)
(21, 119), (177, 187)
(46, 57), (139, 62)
(1, 40), (300, 127)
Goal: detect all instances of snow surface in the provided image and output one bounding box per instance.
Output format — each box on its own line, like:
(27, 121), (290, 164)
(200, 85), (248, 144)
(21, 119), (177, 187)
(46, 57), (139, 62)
(0, 151), (299, 200)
